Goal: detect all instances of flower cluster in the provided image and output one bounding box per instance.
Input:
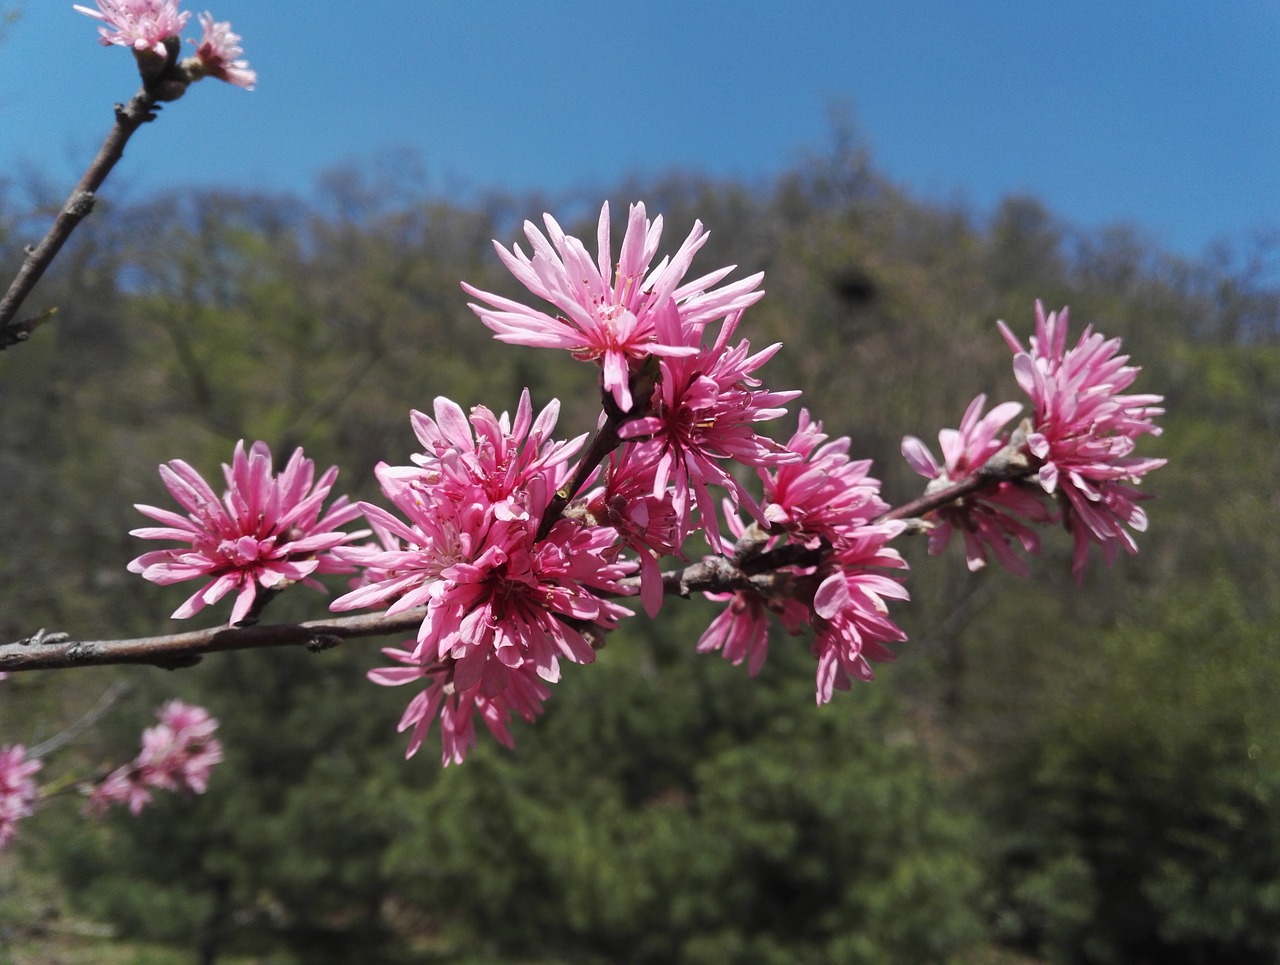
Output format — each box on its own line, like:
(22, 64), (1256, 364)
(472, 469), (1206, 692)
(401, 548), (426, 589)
(1000, 303), (1166, 579)
(75, 0), (255, 90)
(903, 302), (1164, 580)
(122, 207), (1165, 766)
(86, 701), (223, 816)
(0, 745), (42, 849)
(332, 392), (635, 765)
(128, 440), (365, 625)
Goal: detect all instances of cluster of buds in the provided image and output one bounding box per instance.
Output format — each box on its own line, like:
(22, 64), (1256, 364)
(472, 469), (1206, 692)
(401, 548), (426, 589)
(74, 0), (254, 96)
(127, 203), (1165, 766)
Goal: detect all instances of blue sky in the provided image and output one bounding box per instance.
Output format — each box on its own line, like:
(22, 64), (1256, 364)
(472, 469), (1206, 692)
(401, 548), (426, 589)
(1, 1), (1277, 260)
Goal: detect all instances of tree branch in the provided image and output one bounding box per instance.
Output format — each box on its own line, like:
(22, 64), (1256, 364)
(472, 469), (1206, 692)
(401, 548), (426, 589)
(0, 541), (821, 674)
(0, 608), (426, 673)
(0, 88), (160, 349)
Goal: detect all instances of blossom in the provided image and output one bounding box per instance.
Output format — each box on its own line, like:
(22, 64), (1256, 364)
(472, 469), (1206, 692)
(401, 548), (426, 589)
(369, 648), (552, 766)
(697, 583), (810, 678)
(998, 303), (1166, 579)
(902, 394), (1051, 577)
(463, 201), (764, 412)
(336, 474), (632, 692)
(698, 413), (909, 701)
(74, 0), (189, 56)
(763, 409), (890, 547)
(189, 12), (255, 89)
(582, 445), (684, 617)
(618, 310), (801, 551)
(0, 745), (42, 849)
(810, 528), (910, 704)
(406, 391), (587, 512)
(696, 523), (908, 703)
(86, 701), (223, 816)
(128, 440), (365, 625)
(333, 392), (636, 762)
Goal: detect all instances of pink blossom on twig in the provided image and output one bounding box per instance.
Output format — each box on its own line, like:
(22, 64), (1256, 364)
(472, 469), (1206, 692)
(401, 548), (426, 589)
(190, 13), (255, 89)
(74, 0), (189, 57)
(619, 310), (801, 551)
(463, 201), (764, 412)
(582, 446), (684, 617)
(86, 700), (223, 816)
(999, 303), (1166, 579)
(902, 394), (1050, 577)
(764, 409), (889, 547)
(810, 528), (909, 704)
(698, 412), (908, 702)
(335, 392), (635, 763)
(0, 745), (42, 849)
(128, 440), (366, 625)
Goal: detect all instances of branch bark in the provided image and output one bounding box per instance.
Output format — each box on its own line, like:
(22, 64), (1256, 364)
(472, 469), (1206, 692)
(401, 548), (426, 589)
(0, 89), (159, 348)
(0, 543), (817, 673)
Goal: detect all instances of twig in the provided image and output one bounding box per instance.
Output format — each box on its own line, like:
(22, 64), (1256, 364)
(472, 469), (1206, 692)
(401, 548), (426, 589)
(0, 88), (160, 348)
(0, 542), (816, 674)
(0, 607), (428, 673)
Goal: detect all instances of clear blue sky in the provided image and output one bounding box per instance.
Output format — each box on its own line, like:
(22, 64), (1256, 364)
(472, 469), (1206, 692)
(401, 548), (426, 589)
(1, 1), (1277, 260)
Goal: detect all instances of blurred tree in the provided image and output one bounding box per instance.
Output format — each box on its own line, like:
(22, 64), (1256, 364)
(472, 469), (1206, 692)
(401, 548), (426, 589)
(981, 578), (1280, 964)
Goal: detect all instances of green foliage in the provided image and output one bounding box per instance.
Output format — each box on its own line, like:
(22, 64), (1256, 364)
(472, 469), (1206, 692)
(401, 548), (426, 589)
(382, 608), (985, 963)
(981, 579), (1280, 963)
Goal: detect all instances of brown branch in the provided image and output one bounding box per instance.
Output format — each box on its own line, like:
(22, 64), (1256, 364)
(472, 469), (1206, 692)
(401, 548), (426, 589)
(535, 356), (660, 542)
(0, 540), (823, 674)
(0, 88), (160, 349)
(0, 607), (427, 674)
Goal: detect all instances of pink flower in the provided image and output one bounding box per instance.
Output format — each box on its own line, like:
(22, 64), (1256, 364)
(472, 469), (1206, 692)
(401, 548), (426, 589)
(463, 201), (764, 412)
(86, 701), (222, 816)
(998, 303), (1166, 579)
(139, 700), (223, 794)
(0, 745), (42, 849)
(619, 310), (801, 552)
(406, 391), (586, 512)
(334, 392), (636, 762)
(583, 446), (684, 617)
(337, 478), (632, 693)
(810, 529), (909, 704)
(190, 12), (255, 89)
(696, 584), (809, 678)
(697, 522), (908, 704)
(902, 394), (1051, 577)
(369, 648), (553, 766)
(699, 416), (909, 702)
(74, 0), (189, 56)
(128, 440), (365, 625)
(763, 409), (890, 547)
